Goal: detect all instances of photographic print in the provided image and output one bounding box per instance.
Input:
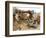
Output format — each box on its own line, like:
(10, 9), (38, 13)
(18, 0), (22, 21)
(5, 1), (45, 37)
(13, 7), (40, 31)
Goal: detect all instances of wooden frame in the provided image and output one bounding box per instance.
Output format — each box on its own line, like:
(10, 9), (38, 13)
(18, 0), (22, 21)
(5, 1), (45, 37)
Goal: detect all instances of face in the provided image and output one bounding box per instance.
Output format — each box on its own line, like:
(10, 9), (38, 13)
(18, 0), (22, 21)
(15, 12), (31, 20)
(32, 13), (40, 24)
(20, 13), (30, 20)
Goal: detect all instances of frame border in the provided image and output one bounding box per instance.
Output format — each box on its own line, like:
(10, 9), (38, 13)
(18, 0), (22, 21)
(5, 1), (45, 37)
